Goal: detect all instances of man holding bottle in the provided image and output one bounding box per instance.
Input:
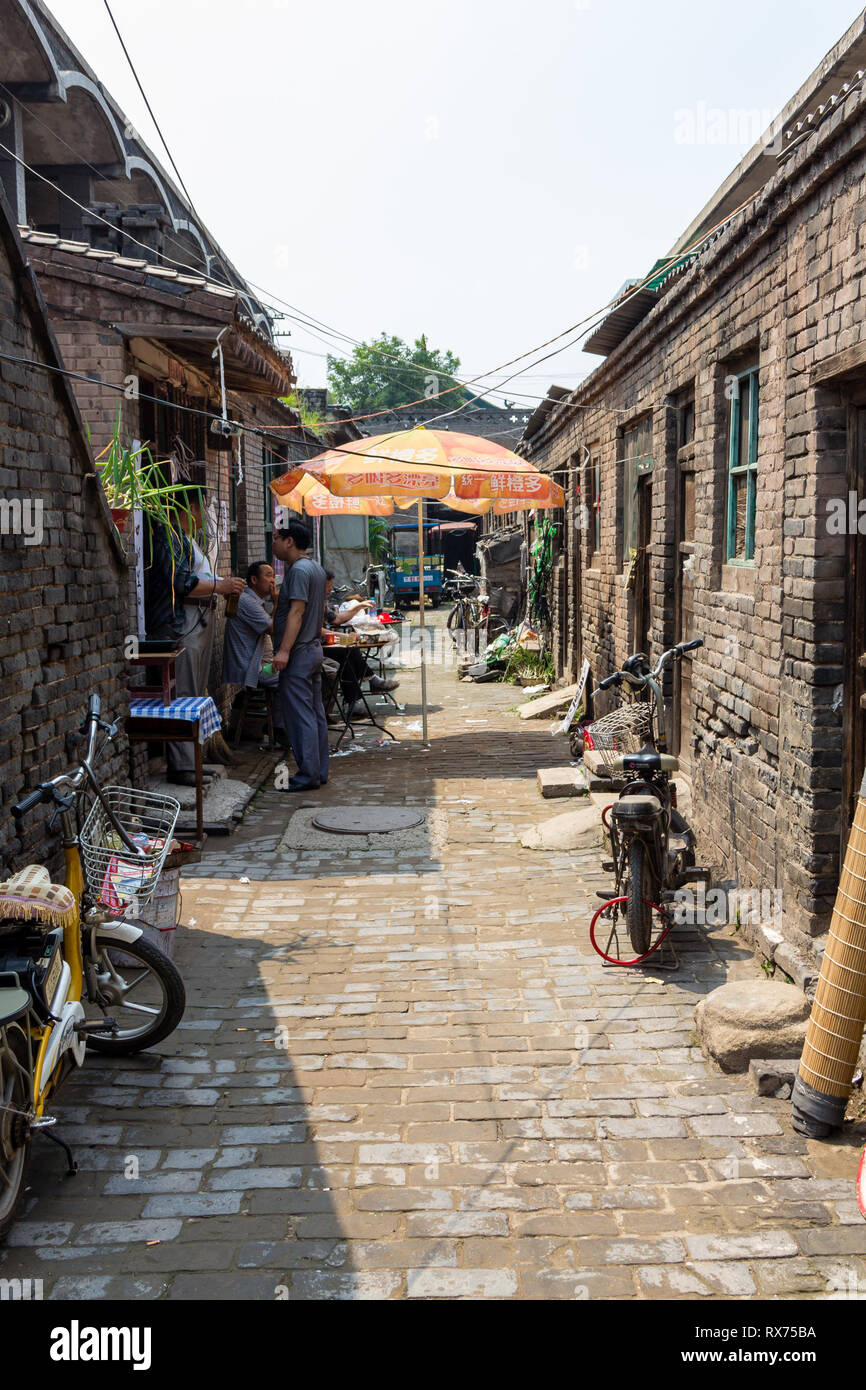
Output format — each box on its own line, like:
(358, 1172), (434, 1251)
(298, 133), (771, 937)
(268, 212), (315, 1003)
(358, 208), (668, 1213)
(144, 487), (244, 787)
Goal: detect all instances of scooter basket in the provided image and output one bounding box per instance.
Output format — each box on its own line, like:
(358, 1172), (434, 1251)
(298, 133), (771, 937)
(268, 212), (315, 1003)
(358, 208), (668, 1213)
(80, 786), (181, 910)
(585, 702), (655, 777)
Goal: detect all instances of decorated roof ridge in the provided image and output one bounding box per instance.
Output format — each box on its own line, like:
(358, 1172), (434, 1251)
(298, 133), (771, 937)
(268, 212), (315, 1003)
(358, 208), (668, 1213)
(17, 224), (236, 299)
(778, 66), (866, 164)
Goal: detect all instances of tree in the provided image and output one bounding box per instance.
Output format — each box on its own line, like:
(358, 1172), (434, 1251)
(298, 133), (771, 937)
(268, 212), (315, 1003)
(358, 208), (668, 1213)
(327, 333), (472, 414)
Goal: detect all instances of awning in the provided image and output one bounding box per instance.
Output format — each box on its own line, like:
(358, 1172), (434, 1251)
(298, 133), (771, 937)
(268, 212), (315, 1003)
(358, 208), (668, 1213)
(115, 318), (295, 395)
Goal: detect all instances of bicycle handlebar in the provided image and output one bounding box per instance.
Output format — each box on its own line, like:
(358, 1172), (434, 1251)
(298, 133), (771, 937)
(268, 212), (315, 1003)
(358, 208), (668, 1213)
(591, 638), (703, 697)
(13, 786), (50, 816)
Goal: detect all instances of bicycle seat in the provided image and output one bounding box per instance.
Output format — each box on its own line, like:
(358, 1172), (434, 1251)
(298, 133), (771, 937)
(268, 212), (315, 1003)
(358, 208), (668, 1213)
(622, 653), (651, 680)
(0, 866), (75, 929)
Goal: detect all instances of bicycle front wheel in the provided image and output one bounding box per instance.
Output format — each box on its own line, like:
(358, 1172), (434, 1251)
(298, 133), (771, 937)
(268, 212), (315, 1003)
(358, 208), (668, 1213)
(84, 931), (185, 1056)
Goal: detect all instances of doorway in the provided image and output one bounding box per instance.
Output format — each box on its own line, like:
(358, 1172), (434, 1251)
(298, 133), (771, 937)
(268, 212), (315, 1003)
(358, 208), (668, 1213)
(632, 474), (653, 657)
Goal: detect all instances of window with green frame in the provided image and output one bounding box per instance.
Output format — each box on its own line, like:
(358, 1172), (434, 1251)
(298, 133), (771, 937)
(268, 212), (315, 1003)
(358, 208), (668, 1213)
(726, 367), (759, 563)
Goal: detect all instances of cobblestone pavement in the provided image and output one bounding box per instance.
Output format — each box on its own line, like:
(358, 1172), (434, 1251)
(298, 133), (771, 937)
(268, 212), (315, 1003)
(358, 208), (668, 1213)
(4, 626), (866, 1301)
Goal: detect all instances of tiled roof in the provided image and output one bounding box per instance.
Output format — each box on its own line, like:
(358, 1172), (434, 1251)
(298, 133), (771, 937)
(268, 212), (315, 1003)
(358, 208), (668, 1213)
(16, 226), (237, 299)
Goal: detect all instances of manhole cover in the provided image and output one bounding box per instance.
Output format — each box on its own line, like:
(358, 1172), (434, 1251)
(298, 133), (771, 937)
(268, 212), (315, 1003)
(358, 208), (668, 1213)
(311, 807), (425, 835)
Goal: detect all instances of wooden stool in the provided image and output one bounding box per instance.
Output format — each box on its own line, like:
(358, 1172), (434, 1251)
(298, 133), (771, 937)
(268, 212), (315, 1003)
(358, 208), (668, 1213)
(232, 686), (276, 747)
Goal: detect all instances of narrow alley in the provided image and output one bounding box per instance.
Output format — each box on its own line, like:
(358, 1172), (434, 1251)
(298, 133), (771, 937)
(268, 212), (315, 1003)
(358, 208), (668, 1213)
(3, 621), (863, 1302)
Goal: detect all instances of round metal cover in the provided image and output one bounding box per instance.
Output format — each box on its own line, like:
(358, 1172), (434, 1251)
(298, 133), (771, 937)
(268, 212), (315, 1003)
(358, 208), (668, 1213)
(311, 807), (424, 835)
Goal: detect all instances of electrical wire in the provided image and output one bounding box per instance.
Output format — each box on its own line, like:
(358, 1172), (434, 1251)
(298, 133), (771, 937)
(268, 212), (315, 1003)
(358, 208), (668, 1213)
(0, 129), (756, 431)
(101, 0), (197, 216)
(0, 345), (545, 473)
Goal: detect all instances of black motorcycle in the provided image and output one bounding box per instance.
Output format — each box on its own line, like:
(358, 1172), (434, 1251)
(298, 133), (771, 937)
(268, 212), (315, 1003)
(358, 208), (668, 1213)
(587, 641), (709, 956)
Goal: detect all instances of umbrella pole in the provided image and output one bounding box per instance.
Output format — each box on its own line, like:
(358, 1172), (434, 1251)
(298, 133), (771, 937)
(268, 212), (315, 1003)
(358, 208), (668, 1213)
(417, 499), (428, 745)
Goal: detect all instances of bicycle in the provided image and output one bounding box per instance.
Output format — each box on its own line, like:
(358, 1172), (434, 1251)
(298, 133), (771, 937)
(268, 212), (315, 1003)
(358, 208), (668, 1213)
(0, 695), (186, 1241)
(585, 641), (709, 962)
(447, 577), (509, 650)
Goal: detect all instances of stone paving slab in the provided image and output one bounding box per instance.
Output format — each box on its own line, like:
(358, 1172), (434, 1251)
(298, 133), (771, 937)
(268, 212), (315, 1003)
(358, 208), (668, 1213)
(3, 620), (866, 1300)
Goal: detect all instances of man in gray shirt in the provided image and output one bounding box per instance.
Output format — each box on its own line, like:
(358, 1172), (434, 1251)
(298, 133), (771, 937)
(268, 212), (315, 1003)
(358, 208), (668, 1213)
(222, 562), (276, 688)
(272, 522), (329, 791)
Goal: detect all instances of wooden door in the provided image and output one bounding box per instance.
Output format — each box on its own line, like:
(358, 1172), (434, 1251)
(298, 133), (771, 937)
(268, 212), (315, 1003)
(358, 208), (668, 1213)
(633, 475), (652, 656)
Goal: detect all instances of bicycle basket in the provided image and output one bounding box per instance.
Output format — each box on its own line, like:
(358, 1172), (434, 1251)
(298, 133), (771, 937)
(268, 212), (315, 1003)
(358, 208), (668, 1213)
(584, 702), (655, 777)
(79, 786), (181, 910)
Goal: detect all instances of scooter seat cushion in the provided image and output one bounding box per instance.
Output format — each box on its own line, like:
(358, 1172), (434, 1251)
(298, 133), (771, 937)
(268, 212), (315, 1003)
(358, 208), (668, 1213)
(612, 795), (663, 818)
(0, 865), (75, 928)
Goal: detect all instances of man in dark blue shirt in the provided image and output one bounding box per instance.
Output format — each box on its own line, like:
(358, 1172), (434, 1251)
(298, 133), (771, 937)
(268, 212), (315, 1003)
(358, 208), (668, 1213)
(272, 521), (329, 791)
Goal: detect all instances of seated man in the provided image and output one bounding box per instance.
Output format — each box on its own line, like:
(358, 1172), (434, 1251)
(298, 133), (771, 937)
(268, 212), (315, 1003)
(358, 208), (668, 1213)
(222, 562), (276, 689)
(222, 562), (288, 745)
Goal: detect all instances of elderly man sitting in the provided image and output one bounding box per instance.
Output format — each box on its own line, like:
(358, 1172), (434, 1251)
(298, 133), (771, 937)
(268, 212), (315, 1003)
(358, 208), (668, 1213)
(223, 562), (289, 745)
(223, 562), (276, 688)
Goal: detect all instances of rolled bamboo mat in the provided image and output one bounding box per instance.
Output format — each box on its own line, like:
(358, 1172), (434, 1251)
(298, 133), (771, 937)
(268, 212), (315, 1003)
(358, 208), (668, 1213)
(794, 790), (866, 1135)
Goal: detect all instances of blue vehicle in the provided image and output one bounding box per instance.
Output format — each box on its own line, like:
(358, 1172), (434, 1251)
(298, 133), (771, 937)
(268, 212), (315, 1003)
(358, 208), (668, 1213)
(386, 522), (444, 607)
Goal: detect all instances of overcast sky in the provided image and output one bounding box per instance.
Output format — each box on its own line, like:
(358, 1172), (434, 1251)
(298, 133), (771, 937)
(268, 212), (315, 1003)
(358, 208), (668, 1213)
(47, 0), (863, 408)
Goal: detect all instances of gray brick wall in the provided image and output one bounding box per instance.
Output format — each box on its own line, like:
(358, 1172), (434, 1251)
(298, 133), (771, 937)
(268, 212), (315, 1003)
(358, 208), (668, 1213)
(520, 86), (866, 953)
(0, 200), (131, 878)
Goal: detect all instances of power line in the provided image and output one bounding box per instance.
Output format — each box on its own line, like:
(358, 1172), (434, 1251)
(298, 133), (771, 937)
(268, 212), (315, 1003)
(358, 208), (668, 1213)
(0, 125), (755, 431)
(101, 0), (197, 216)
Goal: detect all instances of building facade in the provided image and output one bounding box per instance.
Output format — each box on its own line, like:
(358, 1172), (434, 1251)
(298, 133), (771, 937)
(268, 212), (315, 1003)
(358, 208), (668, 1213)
(0, 0), (310, 718)
(0, 185), (130, 877)
(519, 17), (866, 956)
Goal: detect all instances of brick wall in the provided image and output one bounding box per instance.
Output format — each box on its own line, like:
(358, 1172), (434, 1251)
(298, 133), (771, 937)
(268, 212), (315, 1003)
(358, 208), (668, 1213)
(0, 197), (131, 878)
(521, 85), (866, 954)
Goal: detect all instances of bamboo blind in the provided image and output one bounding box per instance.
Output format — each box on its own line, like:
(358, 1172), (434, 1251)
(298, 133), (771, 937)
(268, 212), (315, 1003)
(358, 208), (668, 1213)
(799, 794), (866, 1097)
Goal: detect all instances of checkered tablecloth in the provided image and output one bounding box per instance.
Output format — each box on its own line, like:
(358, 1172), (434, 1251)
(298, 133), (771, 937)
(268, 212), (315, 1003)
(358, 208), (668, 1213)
(128, 696), (222, 744)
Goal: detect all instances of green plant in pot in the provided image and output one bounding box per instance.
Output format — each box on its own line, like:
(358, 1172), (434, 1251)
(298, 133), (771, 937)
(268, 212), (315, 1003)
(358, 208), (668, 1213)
(95, 410), (205, 550)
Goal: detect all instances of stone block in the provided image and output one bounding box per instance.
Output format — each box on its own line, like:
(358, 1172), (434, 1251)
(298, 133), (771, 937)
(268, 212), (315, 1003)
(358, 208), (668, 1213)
(695, 980), (809, 1073)
(536, 766), (586, 799)
(521, 805), (603, 852)
(749, 1057), (802, 1096)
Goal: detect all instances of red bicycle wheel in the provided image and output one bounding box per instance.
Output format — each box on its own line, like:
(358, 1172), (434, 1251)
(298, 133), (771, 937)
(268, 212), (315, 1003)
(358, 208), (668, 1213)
(589, 894), (671, 966)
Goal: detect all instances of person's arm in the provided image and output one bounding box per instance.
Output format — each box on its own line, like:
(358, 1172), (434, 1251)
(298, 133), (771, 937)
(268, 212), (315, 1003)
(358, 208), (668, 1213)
(188, 575), (244, 599)
(332, 600), (373, 626)
(273, 599), (306, 671)
(173, 530), (244, 600)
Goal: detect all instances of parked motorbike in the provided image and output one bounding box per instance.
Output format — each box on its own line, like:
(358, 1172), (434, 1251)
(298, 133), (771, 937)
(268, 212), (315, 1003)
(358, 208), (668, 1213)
(587, 641), (710, 958)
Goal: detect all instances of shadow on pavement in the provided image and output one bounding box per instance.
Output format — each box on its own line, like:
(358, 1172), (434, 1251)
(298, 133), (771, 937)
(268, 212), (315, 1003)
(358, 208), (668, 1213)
(0, 920), (356, 1301)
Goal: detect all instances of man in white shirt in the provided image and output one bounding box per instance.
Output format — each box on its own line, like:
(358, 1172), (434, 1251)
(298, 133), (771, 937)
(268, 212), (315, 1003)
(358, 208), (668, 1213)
(144, 488), (243, 786)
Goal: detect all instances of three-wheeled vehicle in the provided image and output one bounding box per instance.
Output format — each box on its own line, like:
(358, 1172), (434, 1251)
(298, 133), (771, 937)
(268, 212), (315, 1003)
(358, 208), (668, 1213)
(386, 522), (444, 607)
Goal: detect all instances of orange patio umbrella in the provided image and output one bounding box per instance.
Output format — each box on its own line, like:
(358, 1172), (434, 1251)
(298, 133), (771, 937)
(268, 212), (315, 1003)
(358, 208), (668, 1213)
(270, 428), (563, 741)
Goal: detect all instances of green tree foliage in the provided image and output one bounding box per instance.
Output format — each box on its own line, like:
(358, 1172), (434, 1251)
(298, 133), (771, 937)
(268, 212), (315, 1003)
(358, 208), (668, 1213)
(327, 333), (472, 413)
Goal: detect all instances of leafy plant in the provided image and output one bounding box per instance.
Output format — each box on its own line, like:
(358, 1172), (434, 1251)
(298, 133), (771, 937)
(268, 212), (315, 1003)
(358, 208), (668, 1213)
(368, 517), (389, 563)
(95, 410), (204, 539)
(280, 392), (324, 434)
(505, 647), (555, 685)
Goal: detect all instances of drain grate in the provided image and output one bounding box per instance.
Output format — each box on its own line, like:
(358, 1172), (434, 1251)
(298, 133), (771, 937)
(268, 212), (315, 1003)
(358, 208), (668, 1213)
(311, 807), (425, 835)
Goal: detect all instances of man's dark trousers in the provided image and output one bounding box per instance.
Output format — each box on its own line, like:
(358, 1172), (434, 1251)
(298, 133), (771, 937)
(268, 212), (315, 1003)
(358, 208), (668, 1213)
(279, 639), (329, 787)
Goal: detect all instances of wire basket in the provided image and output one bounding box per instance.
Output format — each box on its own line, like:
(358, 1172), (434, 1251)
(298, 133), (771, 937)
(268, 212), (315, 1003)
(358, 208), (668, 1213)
(80, 786), (181, 910)
(585, 702), (655, 777)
